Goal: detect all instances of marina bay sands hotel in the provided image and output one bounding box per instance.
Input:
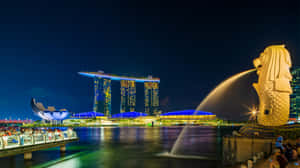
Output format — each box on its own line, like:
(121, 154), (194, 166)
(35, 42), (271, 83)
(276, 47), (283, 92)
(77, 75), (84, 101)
(79, 71), (160, 116)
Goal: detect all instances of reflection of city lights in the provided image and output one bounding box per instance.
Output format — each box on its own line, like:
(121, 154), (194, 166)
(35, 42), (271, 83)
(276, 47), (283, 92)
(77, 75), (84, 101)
(48, 156), (81, 168)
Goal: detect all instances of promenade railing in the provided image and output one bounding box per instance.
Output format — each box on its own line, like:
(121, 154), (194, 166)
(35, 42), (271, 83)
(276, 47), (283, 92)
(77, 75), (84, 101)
(0, 131), (77, 150)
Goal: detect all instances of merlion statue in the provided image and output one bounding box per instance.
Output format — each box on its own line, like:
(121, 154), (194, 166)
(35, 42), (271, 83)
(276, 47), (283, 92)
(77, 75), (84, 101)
(253, 45), (292, 126)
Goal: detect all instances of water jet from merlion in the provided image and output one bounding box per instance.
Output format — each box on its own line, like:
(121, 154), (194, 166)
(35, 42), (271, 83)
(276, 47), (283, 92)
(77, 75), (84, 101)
(161, 44), (293, 159)
(167, 69), (257, 157)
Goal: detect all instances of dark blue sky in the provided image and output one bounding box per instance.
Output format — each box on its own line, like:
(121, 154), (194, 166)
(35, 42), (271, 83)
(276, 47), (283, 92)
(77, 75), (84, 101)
(0, 0), (299, 119)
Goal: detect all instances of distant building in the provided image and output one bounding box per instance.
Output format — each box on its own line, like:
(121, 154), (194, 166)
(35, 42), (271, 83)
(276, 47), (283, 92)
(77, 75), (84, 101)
(31, 98), (69, 122)
(79, 71), (160, 116)
(111, 112), (148, 119)
(71, 112), (106, 119)
(144, 82), (159, 115)
(120, 80), (136, 113)
(159, 110), (216, 120)
(290, 68), (300, 120)
(93, 78), (112, 116)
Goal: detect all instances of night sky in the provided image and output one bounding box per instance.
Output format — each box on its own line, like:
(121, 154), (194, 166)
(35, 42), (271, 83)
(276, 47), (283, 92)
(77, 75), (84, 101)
(0, 0), (300, 119)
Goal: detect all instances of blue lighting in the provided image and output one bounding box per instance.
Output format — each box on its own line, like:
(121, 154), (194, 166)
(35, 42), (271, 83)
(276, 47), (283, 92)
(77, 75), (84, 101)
(72, 112), (105, 118)
(160, 110), (214, 116)
(78, 72), (160, 83)
(111, 112), (148, 118)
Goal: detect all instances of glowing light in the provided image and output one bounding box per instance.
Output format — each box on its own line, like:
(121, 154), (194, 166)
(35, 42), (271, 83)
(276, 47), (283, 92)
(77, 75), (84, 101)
(79, 72), (160, 83)
(159, 110), (216, 120)
(79, 71), (160, 118)
(111, 112), (148, 118)
(144, 82), (159, 115)
(72, 112), (105, 118)
(160, 110), (214, 116)
(290, 68), (300, 120)
(120, 80), (136, 112)
(245, 105), (258, 120)
(93, 78), (111, 116)
(31, 98), (69, 121)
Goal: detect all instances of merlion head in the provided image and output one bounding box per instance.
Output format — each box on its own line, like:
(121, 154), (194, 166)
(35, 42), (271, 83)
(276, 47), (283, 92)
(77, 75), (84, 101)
(254, 45), (292, 92)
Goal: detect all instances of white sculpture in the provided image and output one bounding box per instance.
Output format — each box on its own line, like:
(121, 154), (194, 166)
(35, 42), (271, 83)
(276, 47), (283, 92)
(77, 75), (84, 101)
(253, 45), (292, 126)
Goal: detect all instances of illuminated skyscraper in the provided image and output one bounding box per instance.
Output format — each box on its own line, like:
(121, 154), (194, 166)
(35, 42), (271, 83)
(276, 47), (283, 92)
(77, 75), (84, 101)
(120, 80), (136, 112)
(79, 71), (159, 116)
(144, 82), (151, 114)
(93, 77), (112, 116)
(93, 78), (100, 113)
(290, 68), (300, 120)
(152, 82), (159, 114)
(128, 81), (136, 112)
(120, 80), (128, 113)
(144, 82), (159, 115)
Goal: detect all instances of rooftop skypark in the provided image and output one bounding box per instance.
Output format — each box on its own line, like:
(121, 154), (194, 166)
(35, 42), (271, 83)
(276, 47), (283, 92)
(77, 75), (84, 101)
(78, 71), (160, 83)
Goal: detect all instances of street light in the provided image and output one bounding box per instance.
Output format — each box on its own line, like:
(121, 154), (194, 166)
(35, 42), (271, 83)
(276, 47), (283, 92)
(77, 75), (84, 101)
(246, 106), (258, 123)
(251, 110), (257, 116)
(250, 109), (259, 124)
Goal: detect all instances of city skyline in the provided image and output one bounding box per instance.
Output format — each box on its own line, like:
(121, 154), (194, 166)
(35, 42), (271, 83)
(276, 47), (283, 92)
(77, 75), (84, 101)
(0, 0), (299, 119)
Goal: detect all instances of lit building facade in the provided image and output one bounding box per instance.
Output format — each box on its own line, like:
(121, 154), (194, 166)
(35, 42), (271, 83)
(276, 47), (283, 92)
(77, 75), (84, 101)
(159, 110), (216, 120)
(111, 112), (147, 118)
(93, 77), (112, 116)
(71, 112), (106, 119)
(290, 68), (300, 120)
(128, 81), (136, 112)
(120, 80), (136, 112)
(79, 71), (160, 116)
(31, 98), (69, 122)
(120, 80), (127, 113)
(152, 82), (159, 114)
(144, 82), (159, 115)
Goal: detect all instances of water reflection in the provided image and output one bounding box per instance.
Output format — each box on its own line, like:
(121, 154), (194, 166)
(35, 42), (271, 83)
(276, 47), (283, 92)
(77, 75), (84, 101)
(0, 126), (235, 168)
(48, 157), (81, 168)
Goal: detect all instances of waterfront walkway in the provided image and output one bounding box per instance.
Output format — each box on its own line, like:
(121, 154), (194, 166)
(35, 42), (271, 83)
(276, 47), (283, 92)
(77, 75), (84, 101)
(0, 131), (78, 159)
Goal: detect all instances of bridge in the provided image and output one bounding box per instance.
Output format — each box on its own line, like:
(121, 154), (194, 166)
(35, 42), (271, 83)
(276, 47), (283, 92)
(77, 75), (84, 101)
(0, 120), (32, 124)
(0, 132), (78, 160)
(0, 120), (32, 127)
